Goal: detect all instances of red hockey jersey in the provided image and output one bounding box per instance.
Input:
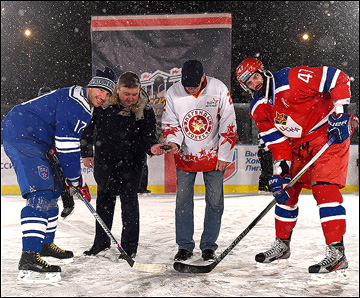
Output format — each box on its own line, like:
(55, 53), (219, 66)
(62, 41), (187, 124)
(250, 66), (351, 161)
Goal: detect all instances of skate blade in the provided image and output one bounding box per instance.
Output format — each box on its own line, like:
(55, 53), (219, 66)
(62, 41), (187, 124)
(17, 270), (61, 284)
(42, 256), (74, 264)
(256, 259), (289, 269)
(308, 269), (348, 285)
(255, 259), (289, 276)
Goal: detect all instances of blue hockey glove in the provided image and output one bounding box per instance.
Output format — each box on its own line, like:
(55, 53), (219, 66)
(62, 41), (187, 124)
(268, 175), (292, 205)
(65, 175), (91, 202)
(327, 113), (358, 143)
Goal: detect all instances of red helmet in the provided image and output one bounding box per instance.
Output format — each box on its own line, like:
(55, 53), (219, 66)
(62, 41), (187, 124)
(236, 58), (264, 92)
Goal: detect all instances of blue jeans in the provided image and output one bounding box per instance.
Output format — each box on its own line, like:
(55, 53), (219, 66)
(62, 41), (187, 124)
(175, 168), (225, 252)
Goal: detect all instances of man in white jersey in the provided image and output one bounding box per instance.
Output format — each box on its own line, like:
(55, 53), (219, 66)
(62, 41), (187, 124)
(162, 60), (237, 262)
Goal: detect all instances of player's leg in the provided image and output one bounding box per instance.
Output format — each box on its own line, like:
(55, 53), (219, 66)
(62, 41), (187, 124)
(309, 183), (348, 273)
(41, 162), (73, 259)
(255, 182), (302, 263)
(3, 141), (61, 281)
(174, 168), (196, 261)
(308, 138), (349, 274)
(84, 189), (115, 255)
(119, 192), (139, 258)
(200, 169), (225, 261)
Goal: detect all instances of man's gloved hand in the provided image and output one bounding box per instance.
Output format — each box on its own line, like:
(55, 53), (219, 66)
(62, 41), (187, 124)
(65, 175), (91, 202)
(268, 175), (292, 205)
(327, 113), (359, 143)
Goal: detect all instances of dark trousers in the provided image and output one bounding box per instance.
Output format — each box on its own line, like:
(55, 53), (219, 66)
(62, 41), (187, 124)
(94, 190), (140, 254)
(139, 163), (149, 192)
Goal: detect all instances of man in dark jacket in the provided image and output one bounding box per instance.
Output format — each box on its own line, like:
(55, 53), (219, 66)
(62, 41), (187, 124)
(81, 71), (165, 258)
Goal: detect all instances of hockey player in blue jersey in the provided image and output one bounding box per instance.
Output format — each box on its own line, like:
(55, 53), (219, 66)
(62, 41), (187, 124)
(1, 67), (117, 282)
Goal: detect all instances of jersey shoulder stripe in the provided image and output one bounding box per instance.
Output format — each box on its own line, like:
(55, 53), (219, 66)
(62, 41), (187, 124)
(69, 86), (91, 115)
(319, 66), (340, 93)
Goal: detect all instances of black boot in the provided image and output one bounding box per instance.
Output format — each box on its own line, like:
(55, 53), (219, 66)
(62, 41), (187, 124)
(202, 249), (216, 261)
(174, 249), (193, 261)
(84, 243), (110, 256)
(60, 189), (75, 218)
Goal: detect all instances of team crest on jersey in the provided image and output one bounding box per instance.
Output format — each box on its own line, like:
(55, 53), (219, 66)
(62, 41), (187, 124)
(38, 165), (49, 180)
(274, 112), (288, 125)
(274, 112), (303, 138)
(182, 109), (214, 141)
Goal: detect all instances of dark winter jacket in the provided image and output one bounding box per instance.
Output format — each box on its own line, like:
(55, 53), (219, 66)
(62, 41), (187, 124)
(80, 88), (158, 195)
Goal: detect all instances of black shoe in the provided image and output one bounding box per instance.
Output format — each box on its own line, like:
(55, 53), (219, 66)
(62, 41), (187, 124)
(84, 243), (110, 256)
(202, 249), (216, 261)
(138, 189), (151, 194)
(174, 249), (193, 261)
(19, 251), (61, 272)
(40, 243), (73, 259)
(61, 206), (74, 218)
(61, 191), (75, 218)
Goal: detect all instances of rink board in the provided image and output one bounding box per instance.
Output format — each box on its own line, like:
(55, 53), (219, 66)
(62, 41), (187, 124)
(1, 144), (359, 194)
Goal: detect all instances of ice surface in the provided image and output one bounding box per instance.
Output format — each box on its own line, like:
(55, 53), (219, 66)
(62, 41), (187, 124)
(1, 192), (359, 297)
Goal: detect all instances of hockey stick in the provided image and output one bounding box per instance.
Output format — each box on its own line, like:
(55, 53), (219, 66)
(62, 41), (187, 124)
(173, 136), (336, 273)
(49, 153), (166, 273)
(72, 188), (167, 273)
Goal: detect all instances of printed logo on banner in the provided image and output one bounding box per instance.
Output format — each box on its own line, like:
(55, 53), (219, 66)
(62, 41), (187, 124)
(224, 148), (238, 182)
(141, 68), (182, 123)
(38, 165), (49, 180)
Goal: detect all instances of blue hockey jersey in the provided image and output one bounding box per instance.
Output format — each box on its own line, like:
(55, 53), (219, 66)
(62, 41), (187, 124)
(1, 86), (93, 179)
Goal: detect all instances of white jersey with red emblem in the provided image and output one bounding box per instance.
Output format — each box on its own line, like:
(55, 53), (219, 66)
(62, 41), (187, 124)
(162, 76), (237, 172)
(250, 66), (351, 161)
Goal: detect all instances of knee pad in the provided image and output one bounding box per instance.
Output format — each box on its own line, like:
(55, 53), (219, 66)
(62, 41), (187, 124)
(26, 190), (54, 213)
(312, 184), (343, 205)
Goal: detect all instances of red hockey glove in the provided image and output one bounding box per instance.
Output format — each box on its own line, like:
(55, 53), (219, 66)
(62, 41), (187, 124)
(65, 175), (91, 202)
(327, 113), (359, 143)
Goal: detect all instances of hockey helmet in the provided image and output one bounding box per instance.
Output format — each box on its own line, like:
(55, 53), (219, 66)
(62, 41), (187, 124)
(236, 58), (264, 93)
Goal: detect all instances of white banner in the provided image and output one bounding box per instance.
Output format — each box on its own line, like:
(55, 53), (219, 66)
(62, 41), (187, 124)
(1, 145), (359, 194)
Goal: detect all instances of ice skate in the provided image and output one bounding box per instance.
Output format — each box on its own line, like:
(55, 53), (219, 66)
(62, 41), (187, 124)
(41, 243), (73, 260)
(17, 251), (61, 284)
(307, 240), (348, 284)
(308, 240), (348, 274)
(255, 237), (291, 265)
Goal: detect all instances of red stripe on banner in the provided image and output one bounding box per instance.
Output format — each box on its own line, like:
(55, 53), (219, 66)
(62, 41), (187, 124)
(92, 16), (232, 28)
(164, 154), (177, 193)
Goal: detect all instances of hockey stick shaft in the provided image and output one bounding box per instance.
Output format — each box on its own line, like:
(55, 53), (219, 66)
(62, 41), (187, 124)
(173, 136), (336, 273)
(49, 153), (166, 273)
(72, 188), (167, 273)
(71, 189), (133, 265)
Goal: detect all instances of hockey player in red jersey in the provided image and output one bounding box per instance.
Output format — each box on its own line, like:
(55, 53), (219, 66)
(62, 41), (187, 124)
(236, 57), (358, 275)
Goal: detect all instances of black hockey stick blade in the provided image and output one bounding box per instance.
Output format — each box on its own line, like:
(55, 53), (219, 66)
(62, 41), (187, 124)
(173, 260), (216, 274)
(173, 199), (276, 274)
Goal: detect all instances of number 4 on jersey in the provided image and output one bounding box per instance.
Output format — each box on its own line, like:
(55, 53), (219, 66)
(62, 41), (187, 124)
(298, 69), (313, 83)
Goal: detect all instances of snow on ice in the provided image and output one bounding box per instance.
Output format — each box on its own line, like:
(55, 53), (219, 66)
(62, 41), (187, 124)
(1, 192), (359, 297)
